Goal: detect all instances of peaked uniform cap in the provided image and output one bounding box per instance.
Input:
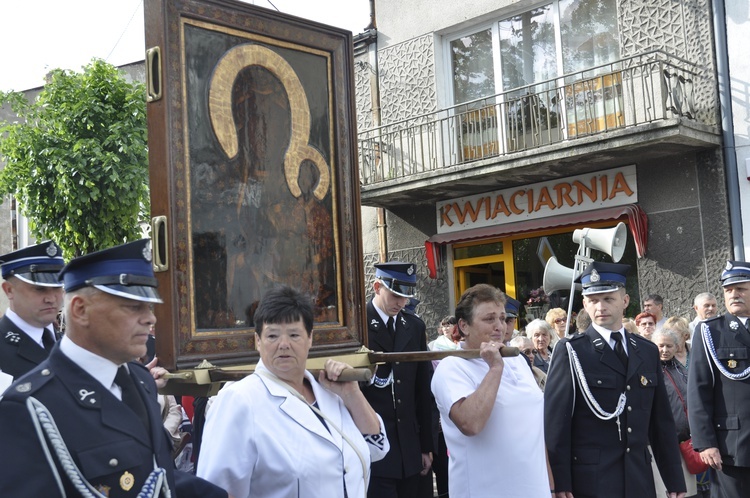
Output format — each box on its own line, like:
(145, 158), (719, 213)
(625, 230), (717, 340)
(57, 239), (162, 303)
(577, 261), (630, 295)
(375, 261), (417, 298)
(0, 241), (65, 287)
(721, 260), (750, 287)
(505, 297), (522, 318)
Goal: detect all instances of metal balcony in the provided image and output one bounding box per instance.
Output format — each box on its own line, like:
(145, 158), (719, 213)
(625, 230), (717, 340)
(357, 50), (721, 208)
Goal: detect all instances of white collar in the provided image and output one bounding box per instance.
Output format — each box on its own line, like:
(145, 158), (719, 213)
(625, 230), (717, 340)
(59, 336), (121, 396)
(373, 302), (396, 327)
(592, 322), (628, 353)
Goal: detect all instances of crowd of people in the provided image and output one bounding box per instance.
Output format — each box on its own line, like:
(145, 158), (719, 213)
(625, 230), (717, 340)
(1, 240), (749, 498)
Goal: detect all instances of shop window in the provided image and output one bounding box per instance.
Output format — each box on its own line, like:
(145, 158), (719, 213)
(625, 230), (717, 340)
(513, 229), (640, 326)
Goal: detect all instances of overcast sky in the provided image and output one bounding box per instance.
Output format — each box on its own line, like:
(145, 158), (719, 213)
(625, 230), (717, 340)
(0, 0), (370, 92)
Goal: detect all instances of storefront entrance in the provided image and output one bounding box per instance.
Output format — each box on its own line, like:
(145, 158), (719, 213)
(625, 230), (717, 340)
(452, 221), (640, 328)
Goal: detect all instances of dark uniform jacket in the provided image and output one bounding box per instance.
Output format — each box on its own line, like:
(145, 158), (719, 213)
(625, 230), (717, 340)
(0, 347), (225, 497)
(0, 315), (53, 379)
(544, 327), (685, 498)
(361, 300), (434, 479)
(688, 313), (750, 467)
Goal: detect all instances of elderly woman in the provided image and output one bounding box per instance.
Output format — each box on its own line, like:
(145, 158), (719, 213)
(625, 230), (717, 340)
(509, 335), (546, 391)
(527, 319), (555, 373)
(198, 286), (389, 498)
(545, 307), (569, 340)
(651, 328), (697, 497)
(431, 284), (551, 497)
(635, 311), (657, 340)
(663, 316), (691, 368)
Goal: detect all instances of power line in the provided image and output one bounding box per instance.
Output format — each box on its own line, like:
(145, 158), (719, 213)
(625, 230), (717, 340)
(106, 0), (143, 62)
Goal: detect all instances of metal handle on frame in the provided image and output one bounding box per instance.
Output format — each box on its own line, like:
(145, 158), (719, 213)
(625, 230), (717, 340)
(151, 216), (168, 272)
(146, 46), (162, 102)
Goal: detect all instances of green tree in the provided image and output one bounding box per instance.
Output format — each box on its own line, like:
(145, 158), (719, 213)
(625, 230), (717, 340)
(0, 59), (149, 259)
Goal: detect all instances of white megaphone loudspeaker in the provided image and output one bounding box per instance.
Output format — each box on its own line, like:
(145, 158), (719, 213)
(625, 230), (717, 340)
(543, 257), (582, 293)
(572, 222), (627, 262)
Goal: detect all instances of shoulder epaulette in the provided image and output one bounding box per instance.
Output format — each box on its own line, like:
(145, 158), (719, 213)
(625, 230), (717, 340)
(1, 368), (55, 401)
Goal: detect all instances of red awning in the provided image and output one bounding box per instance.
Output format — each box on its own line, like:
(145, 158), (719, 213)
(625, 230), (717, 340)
(425, 204), (648, 278)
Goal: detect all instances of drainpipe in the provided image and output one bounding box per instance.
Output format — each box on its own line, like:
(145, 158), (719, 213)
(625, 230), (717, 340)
(712, 0), (744, 259)
(365, 0), (388, 262)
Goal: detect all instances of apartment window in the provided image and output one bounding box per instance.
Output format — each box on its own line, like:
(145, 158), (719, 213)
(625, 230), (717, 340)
(450, 28), (496, 105)
(498, 4), (557, 93)
(559, 0), (620, 76)
(446, 0), (621, 157)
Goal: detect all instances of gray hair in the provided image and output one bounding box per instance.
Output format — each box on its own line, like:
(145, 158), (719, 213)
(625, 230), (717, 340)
(652, 328), (679, 346)
(526, 318), (554, 337)
(509, 336), (532, 349)
(693, 292), (716, 306)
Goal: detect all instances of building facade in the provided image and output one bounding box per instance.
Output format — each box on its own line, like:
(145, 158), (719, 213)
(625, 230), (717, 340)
(354, 0), (743, 335)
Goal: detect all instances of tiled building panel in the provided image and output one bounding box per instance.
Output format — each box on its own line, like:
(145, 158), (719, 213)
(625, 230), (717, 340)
(618, 0), (717, 124)
(354, 54), (374, 132)
(696, 148), (734, 305)
(377, 34), (437, 126)
(637, 207), (707, 318)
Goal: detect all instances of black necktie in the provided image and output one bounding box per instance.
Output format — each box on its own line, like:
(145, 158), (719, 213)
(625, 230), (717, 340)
(611, 331), (628, 367)
(386, 317), (395, 341)
(42, 329), (55, 352)
(115, 366), (151, 432)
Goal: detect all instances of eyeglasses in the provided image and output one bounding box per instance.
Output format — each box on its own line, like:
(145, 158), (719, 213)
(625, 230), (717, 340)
(554, 318), (567, 324)
(638, 322), (656, 328)
(521, 349), (538, 356)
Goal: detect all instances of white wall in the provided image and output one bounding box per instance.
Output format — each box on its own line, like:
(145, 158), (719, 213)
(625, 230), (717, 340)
(726, 0), (750, 256)
(375, 0), (523, 48)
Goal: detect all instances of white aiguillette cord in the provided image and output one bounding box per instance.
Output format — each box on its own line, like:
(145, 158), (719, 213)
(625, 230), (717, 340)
(26, 396), (171, 498)
(566, 342), (627, 440)
(255, 369), (370, 488)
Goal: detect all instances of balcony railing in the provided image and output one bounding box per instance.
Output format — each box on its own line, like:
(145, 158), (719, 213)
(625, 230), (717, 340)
(358, 50), (702, 187)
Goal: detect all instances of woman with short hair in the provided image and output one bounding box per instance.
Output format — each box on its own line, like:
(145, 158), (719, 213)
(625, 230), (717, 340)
(431, 284), (551, 497)
(527, 319), (555, 374)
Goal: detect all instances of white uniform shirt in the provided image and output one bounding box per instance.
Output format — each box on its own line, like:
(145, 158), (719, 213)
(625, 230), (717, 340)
(198, 360), (388, 498)
(431, 351), (549, 498)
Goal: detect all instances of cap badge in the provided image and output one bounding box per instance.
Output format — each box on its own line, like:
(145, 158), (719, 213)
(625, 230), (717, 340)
(46, 242), (58, 257)
(726, 261), (733, 270)
(728, 359), (738, 369)
(407, 265), (414, 276)
(640, 375), (648, 386)
(730, 321), (739, 330)
(590, 269), (600, 283)
(142, 242), (152, 262)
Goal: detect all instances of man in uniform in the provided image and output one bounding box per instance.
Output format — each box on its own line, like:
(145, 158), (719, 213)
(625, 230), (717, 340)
(362, 261), (434, 498)
(503, 296), (522, 344)
(0, 240), (228, 497)
(544, 262), (686, 498)
(689, 261), (750, 496)
(0, 241), (65, 380)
